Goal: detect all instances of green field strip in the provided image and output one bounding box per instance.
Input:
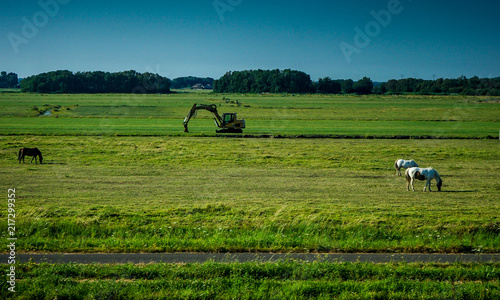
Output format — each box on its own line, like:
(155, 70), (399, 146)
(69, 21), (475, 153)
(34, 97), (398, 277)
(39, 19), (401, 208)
(1, 117), (498, 138)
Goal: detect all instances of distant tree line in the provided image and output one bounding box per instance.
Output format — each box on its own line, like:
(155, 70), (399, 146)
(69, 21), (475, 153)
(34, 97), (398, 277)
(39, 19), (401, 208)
(213, 70), (376, 94)
(376, 76), (500, 95)
(315, 77), (374, 94)
(171, 76), (214, 89)
(13, 69), (500, 96)
(213, 69), (315, 93)
(0, 71), (19, 88)
(20, 70), (170, 93)
(215, 70), (500, 95)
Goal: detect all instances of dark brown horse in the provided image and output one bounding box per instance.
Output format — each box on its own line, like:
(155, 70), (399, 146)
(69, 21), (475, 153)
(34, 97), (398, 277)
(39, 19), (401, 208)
(18, 147), (43, 164)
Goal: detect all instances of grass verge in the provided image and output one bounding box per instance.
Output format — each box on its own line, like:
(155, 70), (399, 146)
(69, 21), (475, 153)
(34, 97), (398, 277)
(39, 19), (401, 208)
(2, 261), (499, 299)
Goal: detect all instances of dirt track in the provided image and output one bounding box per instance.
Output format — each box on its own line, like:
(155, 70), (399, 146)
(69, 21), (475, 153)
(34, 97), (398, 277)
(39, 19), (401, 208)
(3, 253), (499, 264)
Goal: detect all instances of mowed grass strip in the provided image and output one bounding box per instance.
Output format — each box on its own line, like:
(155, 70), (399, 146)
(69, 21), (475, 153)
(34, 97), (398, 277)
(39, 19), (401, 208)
(1, 93), (499, 121)
(1, 136), (498, 253)
(4, 262), (499, 299)
(1, 117), (498, 138)
(1, 93), (499, 137)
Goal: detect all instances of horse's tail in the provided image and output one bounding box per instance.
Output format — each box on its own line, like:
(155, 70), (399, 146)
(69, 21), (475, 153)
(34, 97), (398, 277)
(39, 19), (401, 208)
(404, 168), (411, 184)
(18, 148), (24, 162)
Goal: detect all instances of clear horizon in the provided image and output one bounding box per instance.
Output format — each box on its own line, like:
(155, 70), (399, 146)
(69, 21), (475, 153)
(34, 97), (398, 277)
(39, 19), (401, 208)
(2, 0), (499, 82)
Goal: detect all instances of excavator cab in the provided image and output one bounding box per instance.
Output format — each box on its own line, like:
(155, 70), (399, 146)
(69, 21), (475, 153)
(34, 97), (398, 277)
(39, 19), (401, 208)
(219, 113), (244, 133)
(222, 113), (236, 126)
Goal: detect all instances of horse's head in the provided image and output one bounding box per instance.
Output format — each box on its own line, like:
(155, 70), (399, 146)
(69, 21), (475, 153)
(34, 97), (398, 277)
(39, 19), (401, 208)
(437, 179), (442, 191)
(37, 149), (43, 164)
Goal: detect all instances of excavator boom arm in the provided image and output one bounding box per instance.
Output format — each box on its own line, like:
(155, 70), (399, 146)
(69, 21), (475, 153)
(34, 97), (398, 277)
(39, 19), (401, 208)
(183, 104), (223, 132)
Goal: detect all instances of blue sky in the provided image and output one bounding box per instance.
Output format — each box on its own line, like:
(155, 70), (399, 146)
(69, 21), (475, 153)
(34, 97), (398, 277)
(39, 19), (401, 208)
(1, 0), (499, 81)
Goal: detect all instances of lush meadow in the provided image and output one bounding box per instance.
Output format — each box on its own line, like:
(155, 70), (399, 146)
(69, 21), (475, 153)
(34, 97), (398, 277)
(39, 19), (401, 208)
(0, 136), (499, 254)
(0, 92), (499, 298)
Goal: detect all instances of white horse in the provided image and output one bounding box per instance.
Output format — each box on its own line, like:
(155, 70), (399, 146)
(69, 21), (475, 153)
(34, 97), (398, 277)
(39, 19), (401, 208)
(394, 159), (418, 176)
(405, 167), (443, 192)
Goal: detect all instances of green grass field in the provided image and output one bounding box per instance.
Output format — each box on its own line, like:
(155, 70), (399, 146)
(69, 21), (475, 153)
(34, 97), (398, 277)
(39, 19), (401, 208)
(1, 135), (499, 254)
(0, 93), (498, 137)
(0, 92), (499, 298)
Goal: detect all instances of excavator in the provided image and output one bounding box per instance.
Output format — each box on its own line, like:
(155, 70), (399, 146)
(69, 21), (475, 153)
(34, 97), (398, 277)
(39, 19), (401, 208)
(183, 103), (246, 133)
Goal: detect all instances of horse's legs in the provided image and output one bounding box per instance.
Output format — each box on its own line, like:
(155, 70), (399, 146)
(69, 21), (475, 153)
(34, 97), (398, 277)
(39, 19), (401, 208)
(410, 178), (415, 191)
(405, 172), (410, 191)
(424, 179), (430, 192)
(405, 171), (413, 191)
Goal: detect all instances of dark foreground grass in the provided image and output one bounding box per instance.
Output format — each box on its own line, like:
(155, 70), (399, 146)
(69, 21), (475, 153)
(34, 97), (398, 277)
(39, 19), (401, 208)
(2, 261), (499, 299)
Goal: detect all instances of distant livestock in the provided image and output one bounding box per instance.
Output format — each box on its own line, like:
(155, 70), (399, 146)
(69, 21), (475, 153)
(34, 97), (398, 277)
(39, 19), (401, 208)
(18, 147), (43, 164)
(405, 167), (442, 192)
(394, 159), (418, 176)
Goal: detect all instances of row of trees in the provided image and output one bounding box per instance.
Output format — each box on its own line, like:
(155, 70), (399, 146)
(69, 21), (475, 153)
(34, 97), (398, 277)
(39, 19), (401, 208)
(20, 70), (171, 94)
(11, 69), (500, 95)
(316, 77), (374, 94)
(213, 69), (315, 94)
(0, 71), (19, 88)
(171, 76), (214, 89)
(215, 70), (500, 95)
(213, 70), (375, 94)
(377, 76), (500, 95)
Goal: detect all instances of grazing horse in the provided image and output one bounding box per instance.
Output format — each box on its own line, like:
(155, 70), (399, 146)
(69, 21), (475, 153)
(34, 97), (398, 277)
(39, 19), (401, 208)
(18, 147), (43, 164)
(405, 167), (442, 192)
(394, 159), (418, 176)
